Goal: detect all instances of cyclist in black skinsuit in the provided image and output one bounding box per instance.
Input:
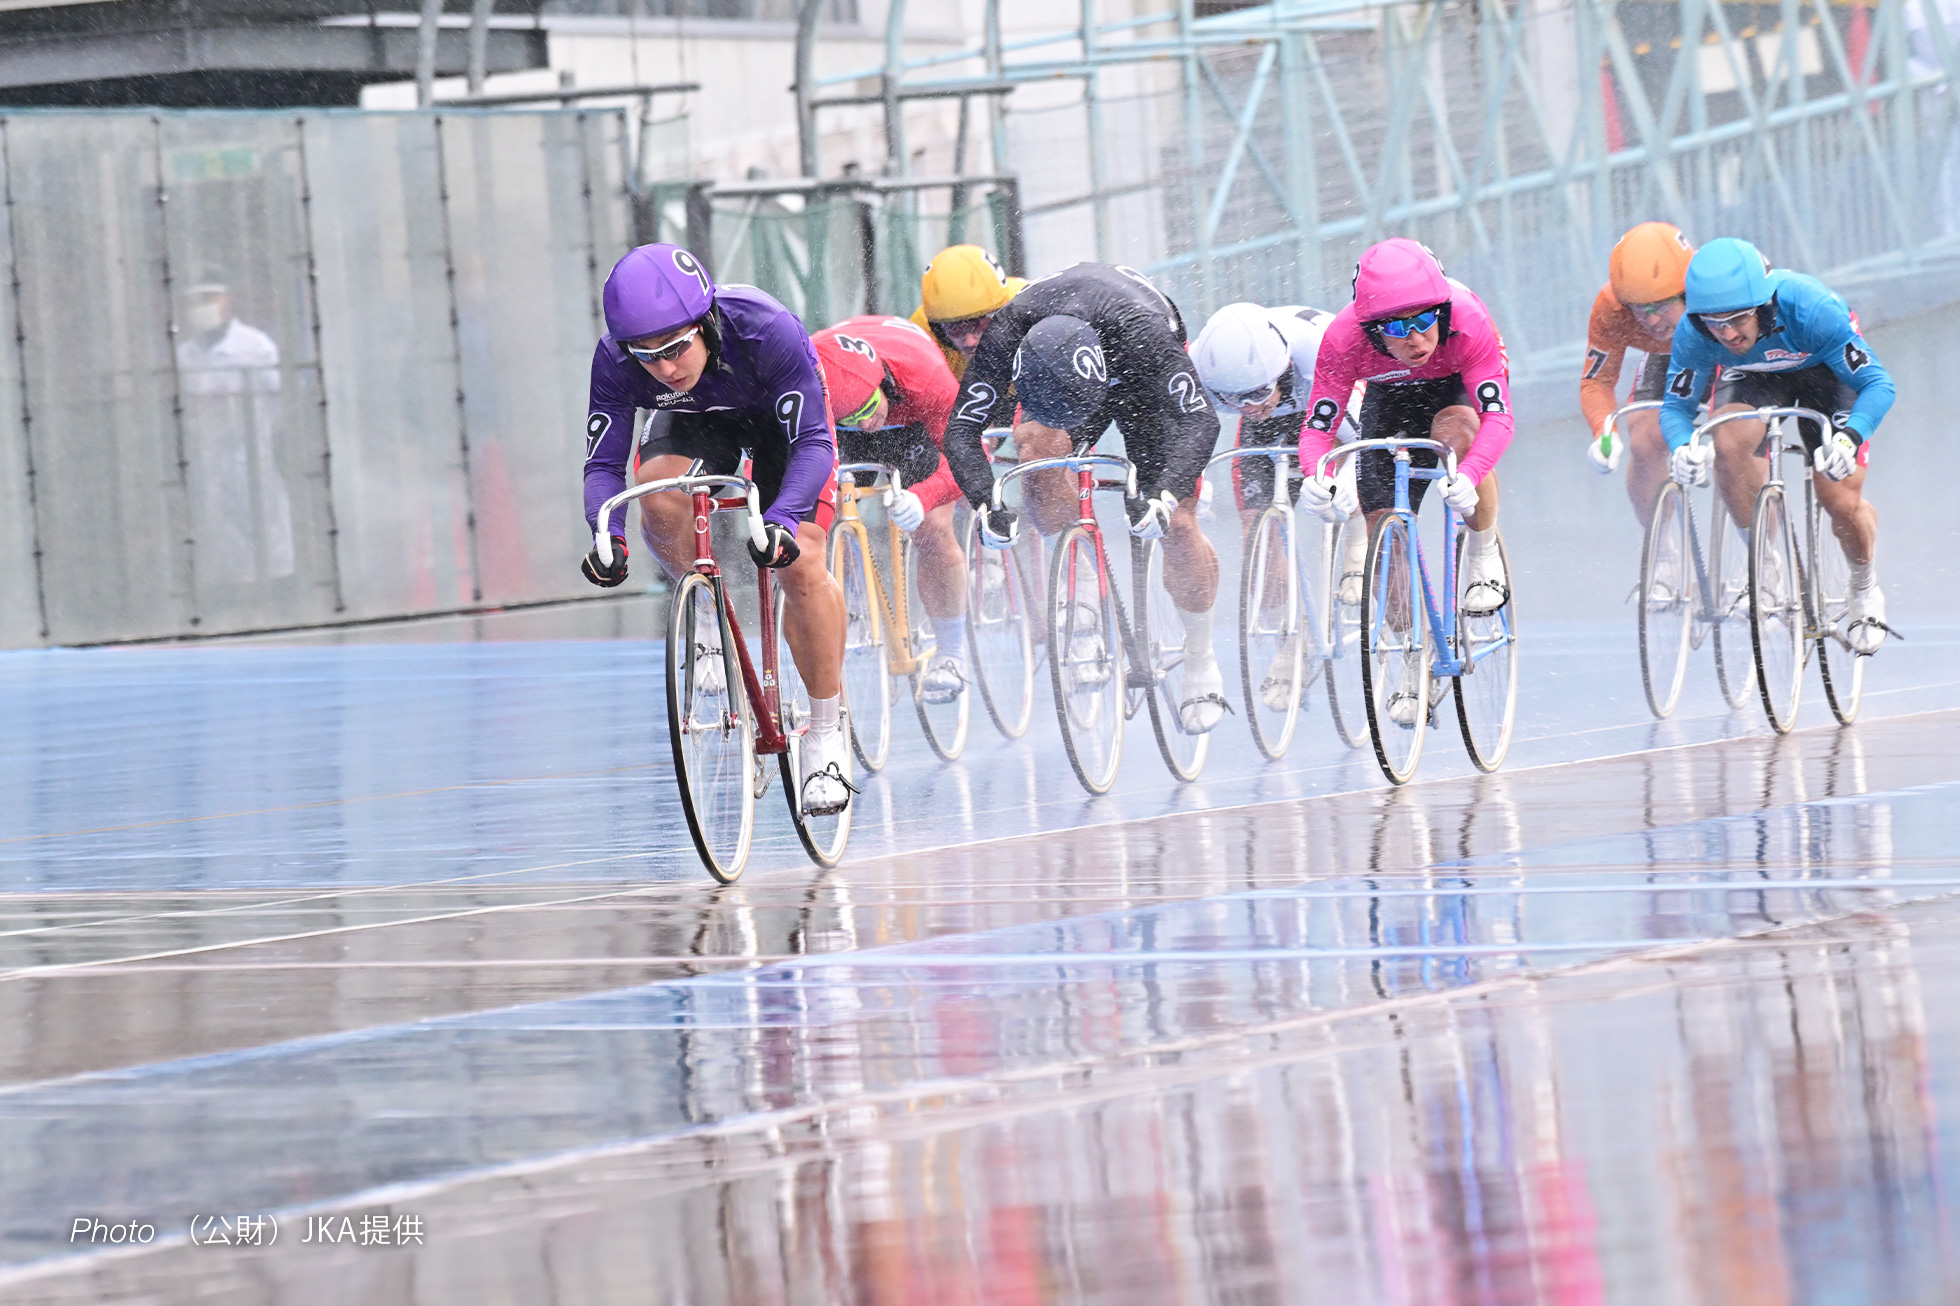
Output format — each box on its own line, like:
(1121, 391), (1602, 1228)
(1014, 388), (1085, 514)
(941, 261), (1227, 733)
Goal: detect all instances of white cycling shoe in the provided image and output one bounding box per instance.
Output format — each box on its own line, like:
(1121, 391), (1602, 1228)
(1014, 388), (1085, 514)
(921, 654), (968, 703)
(1065, 604), (1112, 689)
(1178, 654), (1231, 734)
(693, 637), (727, 697)
(1462, 545), (1509, 615)
(1260, 638), (1300, 711)
(1385, 673), (1447, 728)
(800, 724), (856, 816)
(1847, 583), (1890, 656)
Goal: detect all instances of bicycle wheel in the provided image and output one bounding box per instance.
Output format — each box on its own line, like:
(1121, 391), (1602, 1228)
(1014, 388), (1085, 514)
(1136, 537), (1210, 782)
(965, 514), (1035, 739)
(1239, 505), (1303, 760)
(1049, 523), (1124, 795)
(1749, 482), (1805, 734)
(666, 572), (755, 883)
(1710, 494), (1755, 709)
(830, 524), (892, 772)
(1637, 480), (1693, 719)
(1360, 512), (1428, 785)
(1324, 511), (1371, 748)
(1454, 528), (1517, 772)
(1812, 495), (1863, 724)
(773, 584), (852, 867)
(905, 532), (969, 761)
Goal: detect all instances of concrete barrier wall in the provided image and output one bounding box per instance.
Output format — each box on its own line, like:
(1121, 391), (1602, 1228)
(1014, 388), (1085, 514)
(0, 107), (630, 647)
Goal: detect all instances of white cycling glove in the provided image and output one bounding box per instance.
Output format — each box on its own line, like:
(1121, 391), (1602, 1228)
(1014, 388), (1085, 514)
(887, 486), (925, 532)
(1439, 470), (1480, 518)
(1196, 475), (1216, 522)
(1669, 442), (1710, 487)
(1298, 474), (1347, 525)
(1127, 489), (1178, 540)
(1815, 428), (1859, 482)
(1587, 425), (1622, 474)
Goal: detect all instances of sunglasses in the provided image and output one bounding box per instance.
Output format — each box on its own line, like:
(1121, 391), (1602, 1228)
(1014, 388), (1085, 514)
(624, 324), (703, 365)
(840, 388), (883, 428)
(1697, 308), (1756, 331)
(1216, 381), (1278, 410)
(1628, 296), (1682, 318)
(1375, 309), (1440, 339)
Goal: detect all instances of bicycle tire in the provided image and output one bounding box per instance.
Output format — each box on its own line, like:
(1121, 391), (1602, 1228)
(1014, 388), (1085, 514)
(773, 584), (852, 867)
(1135, 536), (1210, 782)
(906, 531), (970, 761)
(1239, 505), (1303, 760)
(831, 523), (892, 772)
(1812, 489), (1864, 724)
(965, 513), (1036, 739)
(1049, 523), (1124, 795)
(1324, 511), (1371, 748)
(1710, 494), (1755, 709)
(1749, 482), (1805, 734)
(1638, 480), (1692, 719)
(1360, 511), (1427, 785)
(666, 571), (755, 883)
(1454, 528), (1517, 772)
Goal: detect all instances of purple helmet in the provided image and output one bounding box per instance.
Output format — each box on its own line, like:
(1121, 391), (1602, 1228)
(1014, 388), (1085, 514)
(603, 243), (716, 342)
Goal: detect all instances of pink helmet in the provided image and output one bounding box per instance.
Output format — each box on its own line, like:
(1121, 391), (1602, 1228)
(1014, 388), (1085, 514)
(1351, 238), (1450, 322)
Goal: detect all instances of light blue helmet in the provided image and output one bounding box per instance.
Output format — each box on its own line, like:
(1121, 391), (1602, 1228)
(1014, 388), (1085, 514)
(1684, 237), (1773, 316)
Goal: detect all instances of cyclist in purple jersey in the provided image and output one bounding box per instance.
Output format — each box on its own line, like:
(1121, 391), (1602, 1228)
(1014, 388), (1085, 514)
(579, 244), (851, 815)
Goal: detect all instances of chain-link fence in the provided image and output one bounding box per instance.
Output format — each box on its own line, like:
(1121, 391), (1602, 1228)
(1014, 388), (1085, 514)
(994, 0), (1960, 374)
(639, 176), (1025, 324)
(0, 107), (629, 648)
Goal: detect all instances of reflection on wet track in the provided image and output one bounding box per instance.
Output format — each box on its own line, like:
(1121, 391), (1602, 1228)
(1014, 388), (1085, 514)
(4, 614), (1960, 1301)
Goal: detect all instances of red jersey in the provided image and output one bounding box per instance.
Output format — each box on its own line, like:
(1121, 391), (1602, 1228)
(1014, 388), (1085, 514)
(812, 315), (963, 512)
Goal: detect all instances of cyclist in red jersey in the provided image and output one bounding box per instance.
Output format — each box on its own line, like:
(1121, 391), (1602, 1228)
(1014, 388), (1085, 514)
(812, 315), (972, 702)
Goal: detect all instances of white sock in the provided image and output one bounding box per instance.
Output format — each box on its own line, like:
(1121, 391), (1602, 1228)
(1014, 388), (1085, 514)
(1178, 606), (1215, 663)
(1851, 546), (1876, 591)
(1466, 526), (1498, 560)
(932, 614), (967, 658)
(809, 693), (841, 733)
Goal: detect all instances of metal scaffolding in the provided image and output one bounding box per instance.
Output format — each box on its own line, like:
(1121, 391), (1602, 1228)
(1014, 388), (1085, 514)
(802, 0), (1960, 376)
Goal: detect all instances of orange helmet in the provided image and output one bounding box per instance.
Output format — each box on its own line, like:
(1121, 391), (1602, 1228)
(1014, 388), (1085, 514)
(1609, 222), (1695, 305)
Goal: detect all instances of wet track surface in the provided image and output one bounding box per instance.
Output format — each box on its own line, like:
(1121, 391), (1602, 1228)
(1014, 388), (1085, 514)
(6, 309), (1960, 1302)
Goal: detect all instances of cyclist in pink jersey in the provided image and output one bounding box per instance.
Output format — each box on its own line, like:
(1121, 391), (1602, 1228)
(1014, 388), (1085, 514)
(1299, 238), (1513, 614)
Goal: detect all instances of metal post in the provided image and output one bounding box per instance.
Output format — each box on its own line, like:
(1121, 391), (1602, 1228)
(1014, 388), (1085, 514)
(883, 0), (909, 176)
(794, 0), (823, 177)
(949, 94), (971, 243)
(1082, 0), (1108, 261)
(467, 0), (493, 94)
(1279, 32), (1320, 303)
(685, 182), (715, 273)
(151, 116), (200, 631)
(293, 116), (347, 615)
(430, 115), (483, 603)
(984, 0), (1009, 176)
(0, 119), (48, 640)
(1179, 0), (1211, 307)
(416, 0), (443, 107)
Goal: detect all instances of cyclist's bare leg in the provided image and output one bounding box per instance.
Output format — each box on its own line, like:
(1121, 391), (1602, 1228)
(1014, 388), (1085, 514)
(1709, 404), (1768, 530)
(634, 454), (843, 699)
(1813, 463), (1877, 567)
(913, 502), (967, 619)
(1163, 497), (1219, 611)
(636, 453), (713, 581)
(1014, 419), (1078, 535)
(1433, 405), (1497, 529)
(779, 521), (845, 699)
(1626, 408), (1669, 528)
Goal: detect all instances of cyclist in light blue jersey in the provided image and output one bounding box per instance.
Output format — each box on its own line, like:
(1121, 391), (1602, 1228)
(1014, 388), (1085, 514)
(1659, 237), (1894, 654)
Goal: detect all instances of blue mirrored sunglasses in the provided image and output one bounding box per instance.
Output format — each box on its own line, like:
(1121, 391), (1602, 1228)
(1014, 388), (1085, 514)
(1375, 309), (1440, 339)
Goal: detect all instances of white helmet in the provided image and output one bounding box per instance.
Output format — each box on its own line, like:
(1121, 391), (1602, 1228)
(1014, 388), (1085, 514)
(1192, 302), (1290, 405)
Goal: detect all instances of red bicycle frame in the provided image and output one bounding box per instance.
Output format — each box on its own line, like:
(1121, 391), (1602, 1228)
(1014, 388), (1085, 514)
(687, 486), (791, 757)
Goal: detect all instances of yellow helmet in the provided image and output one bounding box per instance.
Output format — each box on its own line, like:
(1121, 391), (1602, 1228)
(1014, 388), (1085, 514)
(919, 245), (1014, 322)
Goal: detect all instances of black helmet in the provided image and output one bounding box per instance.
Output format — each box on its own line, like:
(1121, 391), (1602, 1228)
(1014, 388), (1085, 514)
(1014, 315), (1107, 429)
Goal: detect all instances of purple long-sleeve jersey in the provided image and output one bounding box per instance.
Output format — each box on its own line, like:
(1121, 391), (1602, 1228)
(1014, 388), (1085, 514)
(581, 284), (835, 536)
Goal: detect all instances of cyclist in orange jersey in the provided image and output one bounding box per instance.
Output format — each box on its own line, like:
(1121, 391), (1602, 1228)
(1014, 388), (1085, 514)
(1582, 222), (1698, 527)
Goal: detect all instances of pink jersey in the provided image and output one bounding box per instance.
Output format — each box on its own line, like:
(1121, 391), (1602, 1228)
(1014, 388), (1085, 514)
(1297, 283), (1514, 484)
